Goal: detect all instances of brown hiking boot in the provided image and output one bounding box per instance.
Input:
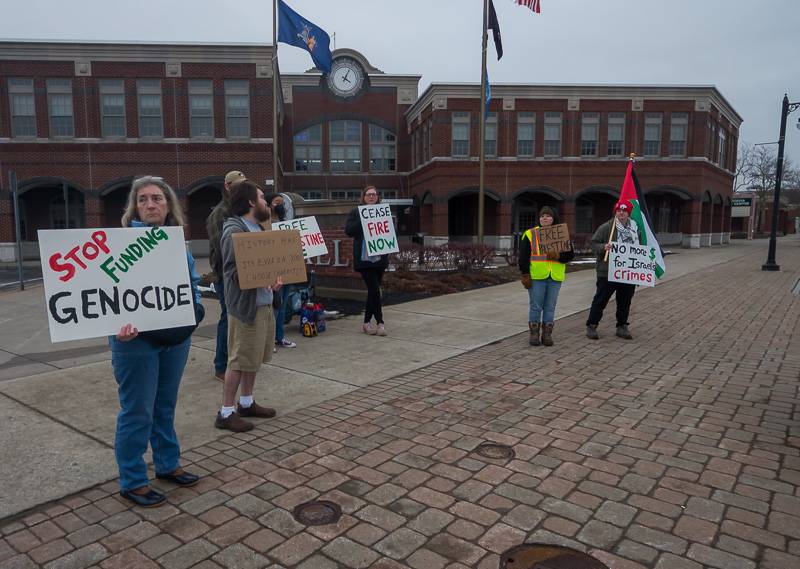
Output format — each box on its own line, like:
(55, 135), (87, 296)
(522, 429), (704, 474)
(586, 324), (599, 340)
(237, 401), (276, 418)
(528, 322), (540, 346)
(616, 325), (633, 340)
(215, 411), (253, 432)
(542, 323), (554, 346)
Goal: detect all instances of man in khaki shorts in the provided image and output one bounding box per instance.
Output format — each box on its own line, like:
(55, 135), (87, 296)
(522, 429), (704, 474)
(215, 180), (283, 432)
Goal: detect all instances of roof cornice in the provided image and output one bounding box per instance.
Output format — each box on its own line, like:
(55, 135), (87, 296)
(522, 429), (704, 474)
(0, 40), (274, 64)
(406, 83), (743, 127)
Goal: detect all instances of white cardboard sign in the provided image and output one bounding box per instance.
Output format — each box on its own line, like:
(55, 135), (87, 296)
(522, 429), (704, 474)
(608, 242), (656, 287)
(272, 216), (328, 259)
(358, 204), (399, 256)
(38, 227), (196, 343)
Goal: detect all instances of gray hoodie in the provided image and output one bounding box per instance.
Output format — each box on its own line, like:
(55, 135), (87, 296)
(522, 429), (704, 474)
(221, 216), (271, 324)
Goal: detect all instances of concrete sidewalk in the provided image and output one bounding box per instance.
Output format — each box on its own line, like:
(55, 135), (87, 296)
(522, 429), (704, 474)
(0, 238), (789, 521)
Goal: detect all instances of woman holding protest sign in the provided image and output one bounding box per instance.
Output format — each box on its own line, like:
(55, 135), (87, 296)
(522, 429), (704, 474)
(345, 186), (389, 336)
(519, 206), (574, 347)
(110, 176), (204, 507)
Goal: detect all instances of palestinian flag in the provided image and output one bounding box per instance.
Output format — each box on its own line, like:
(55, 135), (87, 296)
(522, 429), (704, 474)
(616, 161), (666, 278)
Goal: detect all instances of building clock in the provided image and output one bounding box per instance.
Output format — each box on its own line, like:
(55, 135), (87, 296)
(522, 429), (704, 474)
(327, 58), (365, 98)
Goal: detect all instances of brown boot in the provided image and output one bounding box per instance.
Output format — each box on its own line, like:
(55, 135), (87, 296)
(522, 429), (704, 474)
(237, 401), (276, 418)
(215, 411), (253, 432)
(542, 323), (554, 346)
(528, 322), (541, 346)
(615, 324), (633, 340)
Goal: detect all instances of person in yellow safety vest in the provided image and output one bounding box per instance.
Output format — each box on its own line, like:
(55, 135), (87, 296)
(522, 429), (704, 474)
(519, 206), (574, 346)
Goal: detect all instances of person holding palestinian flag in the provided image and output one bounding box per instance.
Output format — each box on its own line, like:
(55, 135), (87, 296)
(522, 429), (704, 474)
(586, 157), (665, 340)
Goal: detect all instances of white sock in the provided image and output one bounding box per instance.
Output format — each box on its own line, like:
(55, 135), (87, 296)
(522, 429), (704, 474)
(239, 395), (254, 408)
(220, 406), (236, 419)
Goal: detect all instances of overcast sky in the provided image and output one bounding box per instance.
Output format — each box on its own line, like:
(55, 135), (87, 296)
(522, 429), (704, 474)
(3, 0), (799, 164)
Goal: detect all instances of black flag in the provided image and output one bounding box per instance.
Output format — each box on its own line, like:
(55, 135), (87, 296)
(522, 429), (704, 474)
(488, 0), (503, 60)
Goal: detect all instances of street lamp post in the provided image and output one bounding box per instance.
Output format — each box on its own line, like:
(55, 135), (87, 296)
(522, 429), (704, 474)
(762, 94), (800, 271)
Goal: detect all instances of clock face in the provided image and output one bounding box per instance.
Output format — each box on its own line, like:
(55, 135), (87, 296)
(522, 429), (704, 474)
(327, 58), (365, 98)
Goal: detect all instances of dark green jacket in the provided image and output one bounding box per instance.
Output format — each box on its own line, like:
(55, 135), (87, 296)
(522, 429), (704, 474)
(590, 219), (614, 278)
(206, 197), (230, 278)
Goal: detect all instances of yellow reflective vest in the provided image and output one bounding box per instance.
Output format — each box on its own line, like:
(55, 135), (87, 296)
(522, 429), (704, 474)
(523, 227), (566, 282)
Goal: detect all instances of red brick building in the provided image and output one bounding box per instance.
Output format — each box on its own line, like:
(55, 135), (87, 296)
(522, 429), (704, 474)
(0, 41), (742, 263)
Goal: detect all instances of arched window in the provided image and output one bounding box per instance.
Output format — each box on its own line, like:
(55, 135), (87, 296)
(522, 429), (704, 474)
(369, 124), (396, 172)
(330, 120), (362, 172)
(294, 124), (322, 172)
(50, 193), (85, 229)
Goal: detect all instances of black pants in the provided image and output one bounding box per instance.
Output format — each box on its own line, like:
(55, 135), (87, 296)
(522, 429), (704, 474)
(586, 277), (636, 327)
(359, 267), (385, 324)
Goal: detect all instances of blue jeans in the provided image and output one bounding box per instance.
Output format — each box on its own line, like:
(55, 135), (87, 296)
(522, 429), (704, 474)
(274, 285), (291, 342)
(214, 279), (228, 373)
(528, 278), (562, 323)
(109, 336), (191, 491)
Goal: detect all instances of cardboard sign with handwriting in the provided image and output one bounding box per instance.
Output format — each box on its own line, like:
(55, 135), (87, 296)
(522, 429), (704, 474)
(536, 223), (571, 254)
(232, 230), (307, 289)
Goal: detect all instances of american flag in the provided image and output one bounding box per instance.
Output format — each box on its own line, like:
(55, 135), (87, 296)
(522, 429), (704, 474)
(516, 0), (541, 13)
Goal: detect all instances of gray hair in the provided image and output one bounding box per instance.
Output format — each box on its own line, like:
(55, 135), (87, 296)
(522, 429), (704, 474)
(121, 175), (185, 227)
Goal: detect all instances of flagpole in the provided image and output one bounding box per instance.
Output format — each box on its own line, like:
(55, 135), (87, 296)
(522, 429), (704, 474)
(478, 0), (489, 245)
(273, 0), (279, 194)
(604, 152), (636, 261)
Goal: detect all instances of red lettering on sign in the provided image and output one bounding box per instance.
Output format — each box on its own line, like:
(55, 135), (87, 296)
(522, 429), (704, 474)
(48, 231), (111, 283)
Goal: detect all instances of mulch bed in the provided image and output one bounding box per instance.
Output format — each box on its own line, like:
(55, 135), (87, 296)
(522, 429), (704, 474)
(323, 262), (595, 315)
(202, 262), (596, 317)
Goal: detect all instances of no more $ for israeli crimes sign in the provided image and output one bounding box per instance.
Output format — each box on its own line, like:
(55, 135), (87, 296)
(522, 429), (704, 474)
(607, 242), (656, 287)
(359, 204), (400, 255)
(39, 227), (196, 343)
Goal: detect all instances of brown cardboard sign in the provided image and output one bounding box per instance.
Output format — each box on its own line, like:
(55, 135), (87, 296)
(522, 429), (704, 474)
(232, 229), (307, 289)
(536, 223), (572, 254)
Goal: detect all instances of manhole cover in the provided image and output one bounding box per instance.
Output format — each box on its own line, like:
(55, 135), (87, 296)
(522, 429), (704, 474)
(474, 442), (516, 460)
(500, 544), (610, 569)
(292, 500), (342, 526)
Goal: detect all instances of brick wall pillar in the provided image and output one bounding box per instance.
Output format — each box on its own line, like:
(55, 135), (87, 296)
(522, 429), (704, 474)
(681, 199), (702, 248)
(426, 200), (449, 246)
(85, 193), (102, 229)
(560, 201), (576, 237)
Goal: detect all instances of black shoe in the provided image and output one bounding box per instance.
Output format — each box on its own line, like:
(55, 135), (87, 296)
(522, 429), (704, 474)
(155, 470), (201, 487)
(586, 324), (599, 340)
(120, 488), (166, 508)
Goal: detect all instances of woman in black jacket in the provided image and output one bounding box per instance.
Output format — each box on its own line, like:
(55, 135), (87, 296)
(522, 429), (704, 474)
(345, 186), (390, 336)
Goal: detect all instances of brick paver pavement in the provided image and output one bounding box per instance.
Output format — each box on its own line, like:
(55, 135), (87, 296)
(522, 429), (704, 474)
(2, 243), (799, 569)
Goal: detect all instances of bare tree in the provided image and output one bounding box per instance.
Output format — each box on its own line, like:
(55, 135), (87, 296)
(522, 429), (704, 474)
(746, 145), (800, 231)
(733, 143), (754, 193)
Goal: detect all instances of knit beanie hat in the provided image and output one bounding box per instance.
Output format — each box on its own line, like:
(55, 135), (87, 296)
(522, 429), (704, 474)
(539, 206), (558, 222)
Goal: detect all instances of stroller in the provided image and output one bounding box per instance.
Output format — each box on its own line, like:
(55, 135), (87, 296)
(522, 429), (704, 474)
(283, 269), (316, 324)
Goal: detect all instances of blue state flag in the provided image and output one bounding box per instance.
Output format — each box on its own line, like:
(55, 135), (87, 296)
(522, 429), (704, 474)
(277, 0), (333, 74)
(484, 70), (491, 120)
